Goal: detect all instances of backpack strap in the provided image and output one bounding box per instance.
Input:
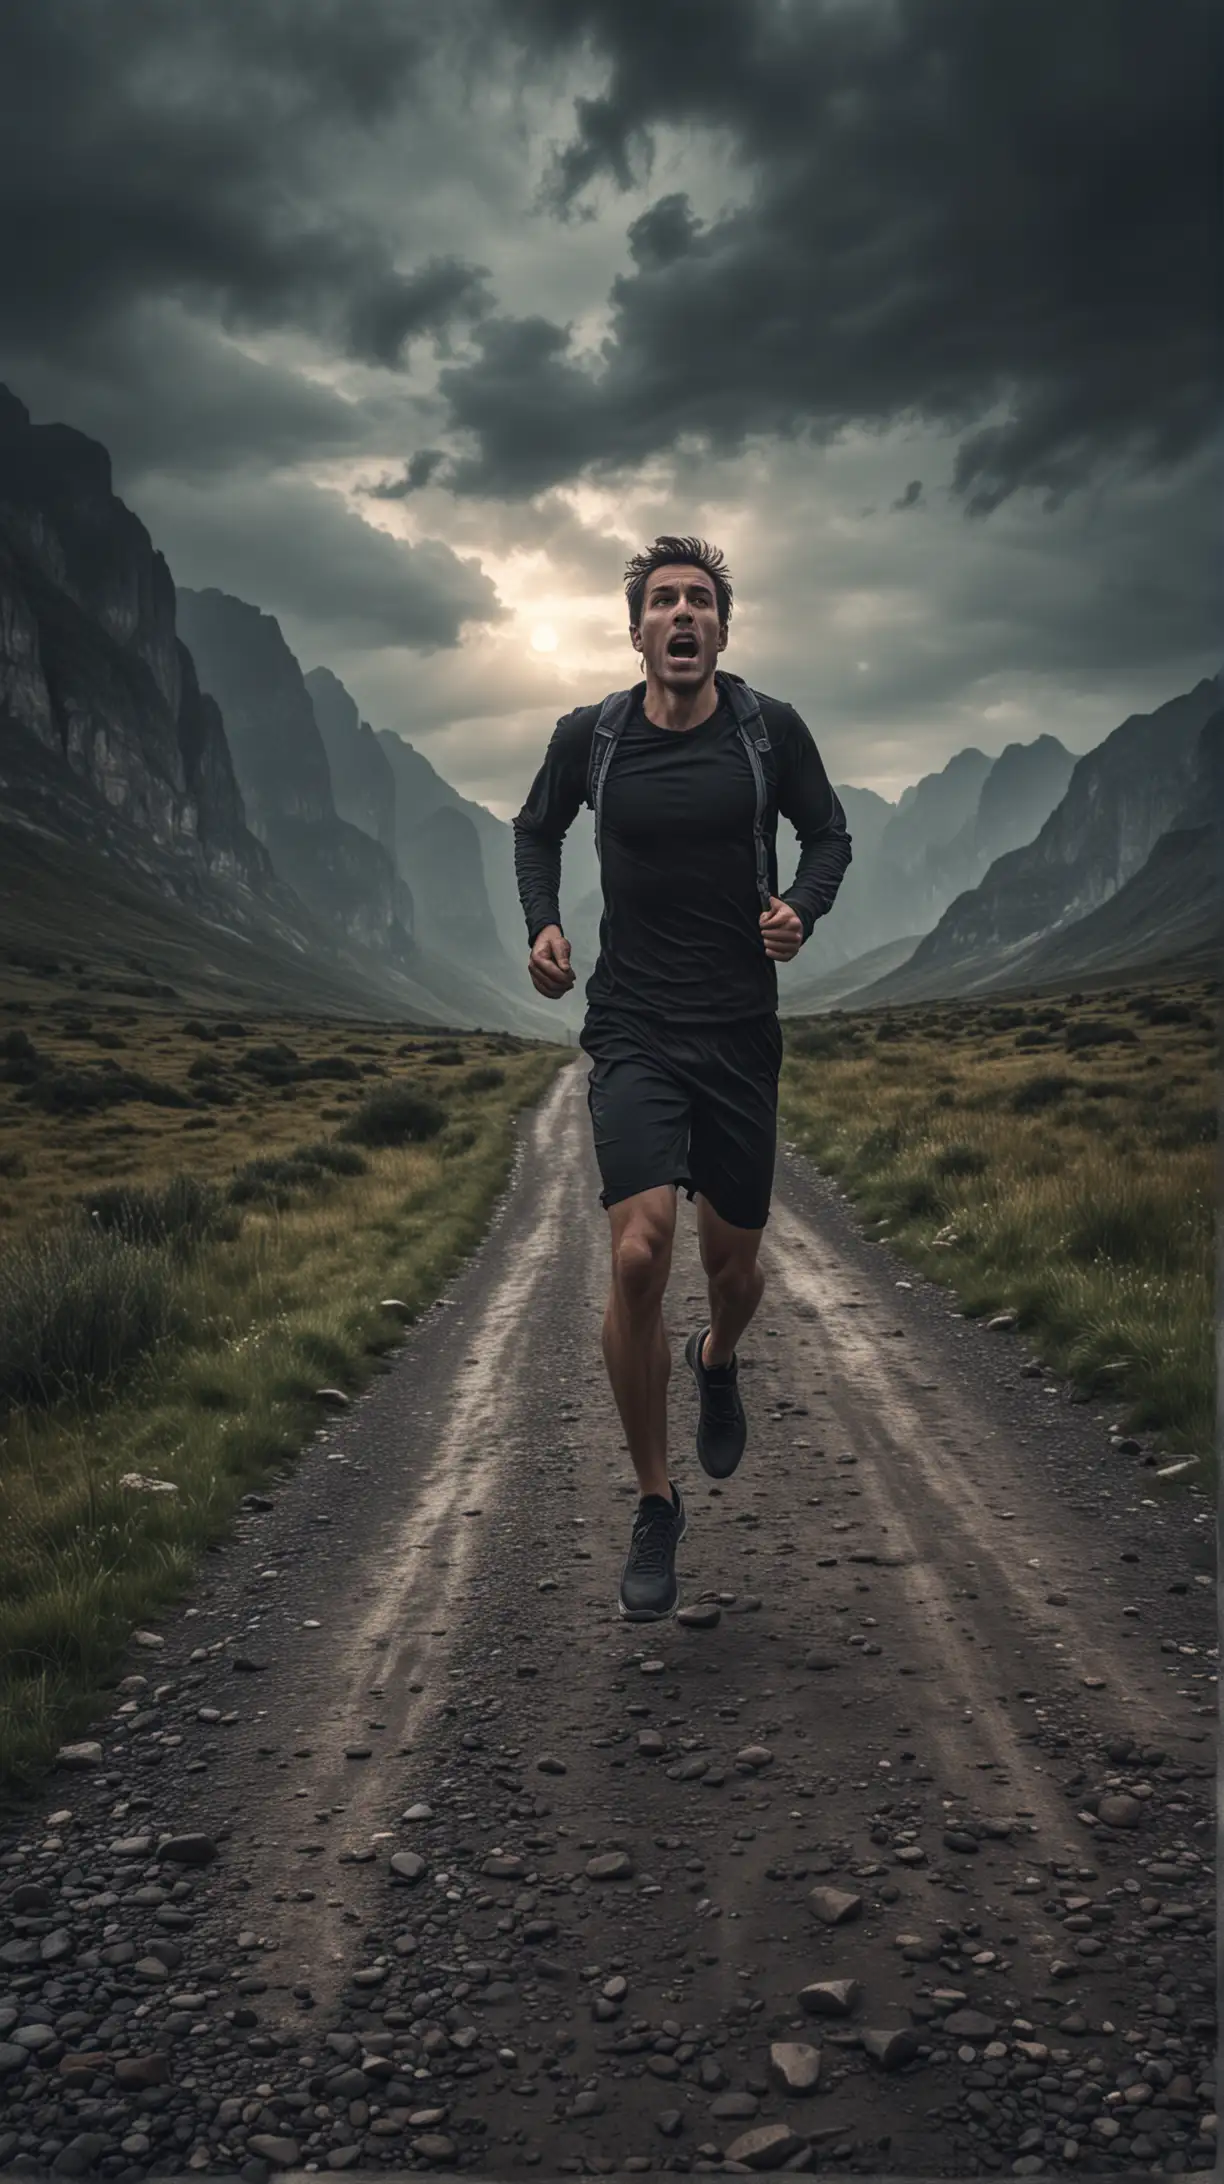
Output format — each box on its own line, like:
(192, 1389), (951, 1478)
(587, 686), (638, 871)
(717, 671), (774, 911)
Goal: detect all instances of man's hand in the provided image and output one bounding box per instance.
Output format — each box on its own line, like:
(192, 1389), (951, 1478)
(528, 923), (576, 997)
(759, 895), (804, 961)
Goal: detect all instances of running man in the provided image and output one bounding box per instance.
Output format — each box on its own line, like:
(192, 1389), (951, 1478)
(513, 536), (851, 1621)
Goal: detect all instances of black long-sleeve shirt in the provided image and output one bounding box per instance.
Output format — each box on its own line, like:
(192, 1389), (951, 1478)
(512, 681), (851, 1025)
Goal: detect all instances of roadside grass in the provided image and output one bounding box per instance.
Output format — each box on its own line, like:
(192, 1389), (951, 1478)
(780, 975), (1218, 1466)
(0, 1002), (571, 1798)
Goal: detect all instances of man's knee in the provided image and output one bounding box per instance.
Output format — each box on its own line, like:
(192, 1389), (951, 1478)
(610, 1211), (672, 1309)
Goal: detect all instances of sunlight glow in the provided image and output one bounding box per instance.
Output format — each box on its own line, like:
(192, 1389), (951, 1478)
(531, 623), (559, 652)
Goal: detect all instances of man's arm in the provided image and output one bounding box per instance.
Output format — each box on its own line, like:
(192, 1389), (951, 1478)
(774, 705), (853, 940)
(512, 712), (591, 944)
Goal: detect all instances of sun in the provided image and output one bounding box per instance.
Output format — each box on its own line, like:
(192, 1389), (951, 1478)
(530, 623), (558, 653)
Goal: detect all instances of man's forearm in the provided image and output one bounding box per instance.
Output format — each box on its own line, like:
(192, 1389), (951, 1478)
(782, 817), (853, 938)
(513, 820), (564, 947)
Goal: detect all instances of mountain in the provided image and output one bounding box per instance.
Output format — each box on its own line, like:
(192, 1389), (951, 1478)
(1012, 707), (1223, 987)
(970, 734), (1076, 869)
(304, 666), (397, 860)
(178, 593), (564, 1038)
(177, 588), (420, 966)
(778, 933), (923, 1016)
(851, 677), (1224, 1004)
(921, 733), (1076, 907)
(878, 747), (993, 901)
(400, 802), (516, 985)
(0, 385), (267, 899)
(0, 388), (492, 1025)
(377, 725), (590, 1028)
(775, 782), (895, 980)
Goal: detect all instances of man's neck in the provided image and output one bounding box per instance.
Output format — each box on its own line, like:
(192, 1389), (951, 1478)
(640, 667), (721, 733)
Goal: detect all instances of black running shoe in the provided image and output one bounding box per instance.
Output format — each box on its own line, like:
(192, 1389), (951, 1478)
(618, 1483), (687, 1622)
(685, 1325), (747, 1478)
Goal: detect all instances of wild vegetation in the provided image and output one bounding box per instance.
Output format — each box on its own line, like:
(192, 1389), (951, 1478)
(0, 993), (569, 1794)
(780, 976), (1218, 1466)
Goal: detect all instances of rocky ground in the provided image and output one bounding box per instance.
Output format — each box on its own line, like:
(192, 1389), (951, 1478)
(0, 1061), (1216, 2182)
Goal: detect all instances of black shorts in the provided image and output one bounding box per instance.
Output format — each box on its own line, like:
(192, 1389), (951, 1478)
(579, 1008), (783, 1231)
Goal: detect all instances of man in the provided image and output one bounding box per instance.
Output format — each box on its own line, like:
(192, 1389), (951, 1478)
(513, 535), (851, 1622)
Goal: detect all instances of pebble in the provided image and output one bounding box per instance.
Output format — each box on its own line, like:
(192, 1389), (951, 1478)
(860, 2026), (921, 2069)
(769, 2041), (822, 2093)
(799, 1977), (861, 2017)
(155, 1831), (217, 1865)
(735, 1743), (773, 1771)
(677, 1602), (722, 1627)
(54, 1742), (102, 1770)
(724, 2122), (807, 2169)
(586, 1850), (635, 1880)
(1097, 1791), (1143, 1827)
(808, 1885), (862, 1924)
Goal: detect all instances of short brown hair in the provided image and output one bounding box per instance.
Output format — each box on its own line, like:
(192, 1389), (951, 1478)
(624, 535), (732, 631)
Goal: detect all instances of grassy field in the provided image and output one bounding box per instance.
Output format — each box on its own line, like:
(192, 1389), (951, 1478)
(0, 992), (571, 1798)
(780, 974), (1218, 1466)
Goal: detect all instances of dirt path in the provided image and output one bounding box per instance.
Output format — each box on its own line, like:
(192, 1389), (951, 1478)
(0, 1059), (1215, 2181)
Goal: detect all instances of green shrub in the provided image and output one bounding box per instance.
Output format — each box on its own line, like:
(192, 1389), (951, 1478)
(440, 1121), (479, 1158)
(934, 1143), (989, 1178)
(0, 1030), (42, 1084)
(236, 1042), (301, 1085)
(0, 1219), (185, 1415)
(462, 1064), (505, 1093)
(227, 1138), (368, 1206)
(1065, 1019), (1139, 1050)
(23, 1067), (193, 1114)
(1011, 1072), (1077, 1112)
(785, 1023), (858, 1060)
(1015, 1028), (1053, 1048)
(300, 1056), (363, 1082)
(857, 1121), (903, 1161)
(81, 1175), (238, 1252)
(424, 1043), (465, 1066)
(340, 1081), (447, 1147)
(1154, 1106), (1219, 1150)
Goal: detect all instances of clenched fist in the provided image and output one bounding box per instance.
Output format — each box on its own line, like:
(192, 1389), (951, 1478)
(760, 895), (804, 961)
(528, 923), (575, 998)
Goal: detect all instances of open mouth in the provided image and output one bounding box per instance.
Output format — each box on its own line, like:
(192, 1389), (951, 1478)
(666, 635), (699, 659)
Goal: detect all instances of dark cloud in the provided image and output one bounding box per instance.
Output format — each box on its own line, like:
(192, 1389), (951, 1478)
(5, 310), (370, 485)
(892, 481), (923, 512)
(363, 449), (451, 499)
(435, 0), (1219, 510)
(138, 473), (504, 652)
(0, 0), (486, 369)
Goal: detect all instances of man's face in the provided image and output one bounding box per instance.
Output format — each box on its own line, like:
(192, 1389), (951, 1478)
(630, 564), (727, 690)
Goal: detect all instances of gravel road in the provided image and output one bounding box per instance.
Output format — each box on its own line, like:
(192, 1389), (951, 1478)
(0, 1057), (1216, 2182)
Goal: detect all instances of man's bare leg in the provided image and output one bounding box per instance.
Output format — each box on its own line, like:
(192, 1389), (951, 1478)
(602, 1184), (678, 1501)
(696, 1193), (766, 1367)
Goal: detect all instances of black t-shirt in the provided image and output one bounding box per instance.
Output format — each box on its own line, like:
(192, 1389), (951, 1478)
(512, 679), (851, 1026)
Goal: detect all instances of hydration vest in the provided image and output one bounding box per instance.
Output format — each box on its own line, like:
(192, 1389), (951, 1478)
(584, 670), (776, 911)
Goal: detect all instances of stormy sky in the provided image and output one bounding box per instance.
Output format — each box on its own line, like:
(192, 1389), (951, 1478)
(2, 0), (1218, 814)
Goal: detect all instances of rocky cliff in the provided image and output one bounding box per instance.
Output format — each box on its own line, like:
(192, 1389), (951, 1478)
(399, 802), (515, 982)
(303, 665), (398, 861)
(0, 385), (267, 895)
(177, 589), (416, 962)
(856, 677), (1224, 1002)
